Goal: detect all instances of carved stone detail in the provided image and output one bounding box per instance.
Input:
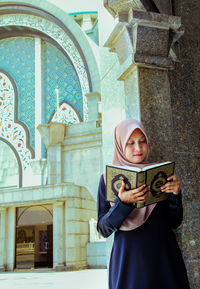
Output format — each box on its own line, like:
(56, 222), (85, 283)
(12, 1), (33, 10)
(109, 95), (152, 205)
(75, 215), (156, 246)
(104, 0), (145, 17)
(104, 10), (183, 72)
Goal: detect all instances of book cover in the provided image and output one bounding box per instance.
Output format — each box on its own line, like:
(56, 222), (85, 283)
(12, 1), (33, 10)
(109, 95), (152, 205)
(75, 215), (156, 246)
(106, 161), (175, 208)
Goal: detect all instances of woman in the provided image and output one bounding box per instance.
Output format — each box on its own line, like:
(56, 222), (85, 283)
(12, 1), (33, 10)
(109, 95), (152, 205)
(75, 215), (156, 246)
(97, 119), (190, 289)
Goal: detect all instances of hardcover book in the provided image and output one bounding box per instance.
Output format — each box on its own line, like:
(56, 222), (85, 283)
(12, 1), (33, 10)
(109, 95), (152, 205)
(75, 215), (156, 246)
(106, 161), (175, 208)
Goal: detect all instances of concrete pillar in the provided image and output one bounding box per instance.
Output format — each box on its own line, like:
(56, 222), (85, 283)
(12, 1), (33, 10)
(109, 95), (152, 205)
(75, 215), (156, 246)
(0, 208), (6, 271)
(82, 13), (93, 31)
(5, 207), (16, 271)
(64, 197), (82, 270)
(47, 145), (63, 185)
(85, 92), (101, 121)
(37, 122), (66, 185)
(104, 9), (182, 162)
(64, 187), (91, 270)
(103, 1), (184, 278)
(35, 37), (42, 159)
(53, 201), (65, 270)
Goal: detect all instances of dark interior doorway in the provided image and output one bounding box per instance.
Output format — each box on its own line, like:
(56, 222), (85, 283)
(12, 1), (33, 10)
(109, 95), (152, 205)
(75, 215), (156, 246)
(15, 205), (53, 269)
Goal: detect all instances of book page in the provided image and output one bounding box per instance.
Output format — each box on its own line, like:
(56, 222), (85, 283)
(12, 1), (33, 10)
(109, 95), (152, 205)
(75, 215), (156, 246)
(142, 161), (171, 171)
(106, 164), (142, 172)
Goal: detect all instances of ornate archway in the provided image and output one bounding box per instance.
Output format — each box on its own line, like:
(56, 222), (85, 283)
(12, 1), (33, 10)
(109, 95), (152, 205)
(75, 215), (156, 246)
(0, 12), (90, 120)
(0, 71), (32, 171)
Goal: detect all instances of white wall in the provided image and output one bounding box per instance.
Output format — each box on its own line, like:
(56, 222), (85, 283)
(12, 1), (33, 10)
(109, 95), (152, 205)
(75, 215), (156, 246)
(48, 0), (99, 13)
(0, 141), (19, 188)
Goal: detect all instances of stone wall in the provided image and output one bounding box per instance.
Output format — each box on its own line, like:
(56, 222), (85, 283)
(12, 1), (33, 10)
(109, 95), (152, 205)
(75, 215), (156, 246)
(38, 120), (103, 201)
(168, 1), (200, 288)
(0, 141), (19, 188)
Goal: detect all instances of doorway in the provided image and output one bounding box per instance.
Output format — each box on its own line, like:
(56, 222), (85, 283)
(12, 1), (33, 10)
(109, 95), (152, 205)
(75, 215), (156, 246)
(15, 205), (53, 269)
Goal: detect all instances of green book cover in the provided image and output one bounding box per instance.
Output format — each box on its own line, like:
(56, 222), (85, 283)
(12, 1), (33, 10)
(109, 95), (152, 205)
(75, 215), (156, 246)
(106, 161), (175, 208)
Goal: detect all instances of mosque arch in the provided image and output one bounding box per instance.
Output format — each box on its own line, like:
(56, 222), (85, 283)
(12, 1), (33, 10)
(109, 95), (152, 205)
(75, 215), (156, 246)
(0, 28), (82, 83)
(0, 69), (34, 158)
(0, 1), (101, 94)
(0, 70), (33, 173)
(0, 15), (89, 119)
(17, 205), (53, 226)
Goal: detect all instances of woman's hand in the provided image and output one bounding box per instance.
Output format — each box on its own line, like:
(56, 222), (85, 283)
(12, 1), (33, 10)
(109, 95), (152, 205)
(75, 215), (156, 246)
(161, 174), (181, 195)
(118, 181), (150, 204)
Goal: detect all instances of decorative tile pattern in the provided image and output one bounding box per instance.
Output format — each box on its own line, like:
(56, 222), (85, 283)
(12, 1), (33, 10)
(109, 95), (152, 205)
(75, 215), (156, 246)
(0, 13), (90, 120)
(0, 72), (32, 170)
(0, 37), (35, 150)
(42, 41), (83, 123)
(52, 102), (80, 125)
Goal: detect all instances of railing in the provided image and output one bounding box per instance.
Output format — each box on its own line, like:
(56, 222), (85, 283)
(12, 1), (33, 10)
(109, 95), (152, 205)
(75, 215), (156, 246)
(16, 242), (34, 255)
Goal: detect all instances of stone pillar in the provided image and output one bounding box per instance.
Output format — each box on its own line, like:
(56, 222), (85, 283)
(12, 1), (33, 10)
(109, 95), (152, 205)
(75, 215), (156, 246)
(104, 9), (182, 162)
(103, 0), (186, 281)
(82, 13), (93, 31)
(5, 207), (16, 271)
(47, 145), (63, 185)
(64, 186), (94, 270)
(85, 92), (101, 121)
(35, 37), (42, 159)
(0, 208), (6, 271)
(53, 201), (65, 270)
(64, 196), (83, 270)
(37, 122), (66, 184)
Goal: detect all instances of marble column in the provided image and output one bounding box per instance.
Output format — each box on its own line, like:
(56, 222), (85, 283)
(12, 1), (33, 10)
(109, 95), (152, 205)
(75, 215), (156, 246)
(64, 193), (88, 270)
(35, 37), (42, 159)
(103, 1), (186, 282)
(104, 10), (182, 162)
(85, 92), (101, 121)
(82, 13), (93, 30)
(5, 207), (16, 271)
(53, 201), (65, 270)
(0, 208), (6, 271)
(103, 2), (199, 288)
(37, 122), (66, 184)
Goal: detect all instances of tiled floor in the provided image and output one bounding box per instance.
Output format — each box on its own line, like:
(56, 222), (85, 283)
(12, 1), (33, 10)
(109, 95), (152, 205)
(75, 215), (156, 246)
(0, 269), (108, 289)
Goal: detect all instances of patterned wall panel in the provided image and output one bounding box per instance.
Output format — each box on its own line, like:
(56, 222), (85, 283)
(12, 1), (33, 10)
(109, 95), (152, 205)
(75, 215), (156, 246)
(42, 41), (83, 124)
(0, 72), (32, 171)
(0, 37), (35, 150)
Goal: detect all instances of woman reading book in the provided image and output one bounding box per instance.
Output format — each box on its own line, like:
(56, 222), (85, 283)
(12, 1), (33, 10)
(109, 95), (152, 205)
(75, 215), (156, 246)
(97, 118), (190, 289)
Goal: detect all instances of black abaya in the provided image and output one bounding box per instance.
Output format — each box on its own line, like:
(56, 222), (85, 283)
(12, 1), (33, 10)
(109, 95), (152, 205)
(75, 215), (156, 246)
(97, 175), (190, 289)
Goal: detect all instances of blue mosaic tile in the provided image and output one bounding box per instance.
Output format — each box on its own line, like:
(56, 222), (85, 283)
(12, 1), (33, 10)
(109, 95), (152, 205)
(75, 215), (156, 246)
(42, 41), (83, 123)
(0, 37), (35, 150)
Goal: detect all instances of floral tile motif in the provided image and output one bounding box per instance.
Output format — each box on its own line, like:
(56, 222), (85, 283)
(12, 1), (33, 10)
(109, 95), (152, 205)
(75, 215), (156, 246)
(0, 72), (32, 170)
(52, 102), (80, 125)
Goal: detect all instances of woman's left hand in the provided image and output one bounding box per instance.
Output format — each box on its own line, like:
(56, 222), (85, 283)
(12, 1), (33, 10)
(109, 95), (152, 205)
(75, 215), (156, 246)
(161, 174), (181, 195)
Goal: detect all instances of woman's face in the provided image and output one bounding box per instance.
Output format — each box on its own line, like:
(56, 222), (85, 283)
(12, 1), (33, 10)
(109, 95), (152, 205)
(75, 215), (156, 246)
(125, 128), (148, 164)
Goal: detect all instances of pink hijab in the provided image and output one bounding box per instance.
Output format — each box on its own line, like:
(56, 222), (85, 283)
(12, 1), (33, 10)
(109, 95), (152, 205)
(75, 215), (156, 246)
(111, 118), (156, 231)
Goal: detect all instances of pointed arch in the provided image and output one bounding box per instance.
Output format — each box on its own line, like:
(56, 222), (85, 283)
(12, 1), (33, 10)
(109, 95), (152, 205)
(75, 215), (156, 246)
(49, 100), (81, 125)
(0, 4), (100, 120)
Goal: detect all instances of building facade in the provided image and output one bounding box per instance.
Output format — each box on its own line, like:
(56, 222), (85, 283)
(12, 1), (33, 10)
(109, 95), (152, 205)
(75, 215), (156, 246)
(0, 0), (103, 271)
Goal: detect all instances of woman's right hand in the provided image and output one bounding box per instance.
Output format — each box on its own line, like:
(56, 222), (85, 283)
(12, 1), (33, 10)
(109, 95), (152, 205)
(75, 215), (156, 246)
(118, 181), (150, 204)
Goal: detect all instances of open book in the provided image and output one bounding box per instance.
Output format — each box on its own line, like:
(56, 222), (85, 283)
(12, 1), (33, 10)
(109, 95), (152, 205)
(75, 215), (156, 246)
(106, 161), (175, 208)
